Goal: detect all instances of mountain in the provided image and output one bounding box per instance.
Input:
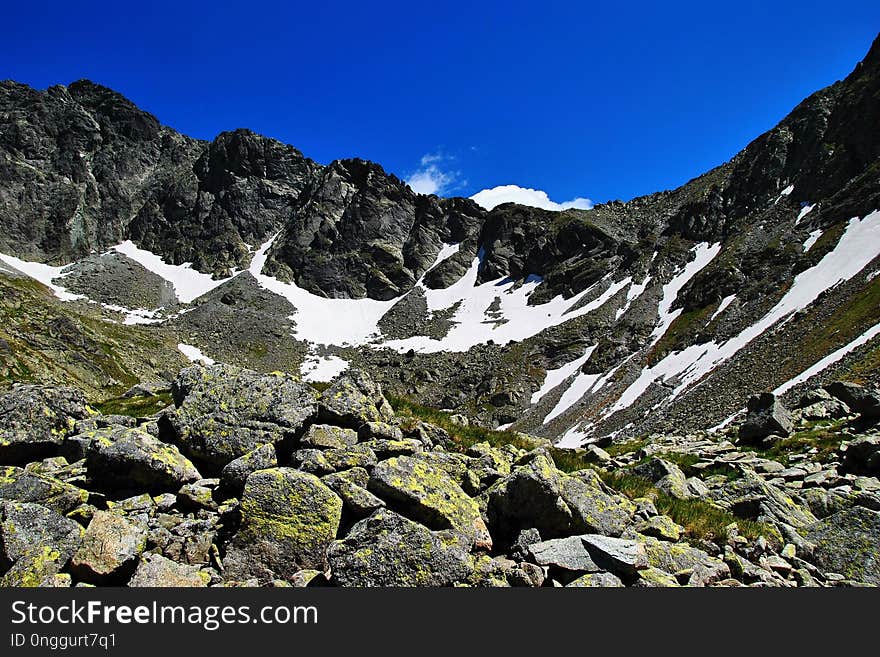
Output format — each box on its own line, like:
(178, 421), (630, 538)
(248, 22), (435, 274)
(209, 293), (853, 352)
(1, 34), (880, 450)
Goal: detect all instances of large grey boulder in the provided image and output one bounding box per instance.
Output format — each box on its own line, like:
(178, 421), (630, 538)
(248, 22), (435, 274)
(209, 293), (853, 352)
(224, 468), (342, 582)
(824, 381), (880, 419)
(219, 443), (277, 497)
(486, 454), (634, 544)
(369, 456), (492, 550)
(318, 370), (394, 429)
(805, 506), (880, 585)
(738, 393), (793, 443)
(0, 385), (92, 464)
(840, 436), (880, 476)
(0, 466), (88, 514)
(69, 511), (147, 583)
(86, 427), (201, 493)
(164, 364), (318, 468)
(0, 501), (84, 584)
(327, 509), (473, 586)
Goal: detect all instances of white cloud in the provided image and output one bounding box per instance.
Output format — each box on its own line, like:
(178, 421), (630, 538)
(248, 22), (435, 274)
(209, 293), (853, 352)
(470, 185), (593, 212)
(406, 153), (461, 196)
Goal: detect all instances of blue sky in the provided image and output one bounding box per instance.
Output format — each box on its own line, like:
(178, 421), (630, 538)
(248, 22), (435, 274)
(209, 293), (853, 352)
(3, 1), (879, 207)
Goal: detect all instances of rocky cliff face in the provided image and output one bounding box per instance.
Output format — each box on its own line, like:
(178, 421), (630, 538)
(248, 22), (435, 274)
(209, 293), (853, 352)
(1, 35), (880, 452)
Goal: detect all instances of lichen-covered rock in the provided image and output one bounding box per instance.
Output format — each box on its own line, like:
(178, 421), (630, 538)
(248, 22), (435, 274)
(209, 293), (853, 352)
(86, 427), (201, 493)
(69, 511), (147, 583)
(322, 471), (385, 517)
(224, 468), (342, 582)
(0, 385), (92, 464)
(327, 509), (473, 586)
(559, 469), (635, 536)
(357, 421), (403, 442)
(127, 553), (210, 587)
(713, 472), (816, 529)
(0, 466), (88, 513)
(164, 364), (318, 468)
(318, 370), (394, 429)
(634, 514), (683, 542)
(638, 534), (728, 580)
(738, 392), (793, 443)
(565, 571), (625, 587)
(369, 456), (492, 550)
(219, 444), (277, 497)
(301, 424), (358, 450)
(486, 454), (575, 543)
(633, 458), (693, 500)
(805, 506), (880, 585)
(360, 439), (424, 459)
(0, 500), (83, 580)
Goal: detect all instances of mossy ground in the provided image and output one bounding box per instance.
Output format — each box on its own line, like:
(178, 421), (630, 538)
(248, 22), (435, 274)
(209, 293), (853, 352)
(600, 470), (776, 543)
(93, 391), (174, 417)
(752, 419), (848, 466)
(387, 395), (539, 453)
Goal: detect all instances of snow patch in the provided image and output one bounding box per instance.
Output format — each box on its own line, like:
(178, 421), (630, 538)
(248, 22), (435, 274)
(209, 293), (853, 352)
(802, 229), (823, 253)
(649, 242), (721, 346)
(710, 295), (736, 321)
(300, 354), (350, 382)
(531, 345), (597, 405)
(0, 252), (84, 302)
(796, 203), (815, 225)
(113, 241), (231, 304)
(178, 343), (215, 365)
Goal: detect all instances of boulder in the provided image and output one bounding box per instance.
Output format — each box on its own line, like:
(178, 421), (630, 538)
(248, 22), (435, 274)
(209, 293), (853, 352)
(224, 468), (342, 581)
(318, 370), (394, 429)
(219, 443), (277, 497)
(86, 427), (201, 493)
(0, 501), (83, 581)
(327, 509), (473, 586)
(559, 470), (635, 536)
(322, 471), (385, 517)
(0, 466), (88, 514)
(633, 457), (693, 499)
(357, 421), (404, 442)
(738, 393), (793, 443)
(69, 511), (147, 583)
(581, 535), (648, 577)
(824, 381), (880, 419)
(840, 436), (880, 476)
(805, 506), (880, 585)
(713, 472), (816, 528)
(128, 553), (209, 587)
(369, 456), (491, 550)
(526, 536), (602, 575)
(0, 385), (91, 464)
(300, 424), (358, 450)
(164, 364), (318, 468)
(486, 454), (574, 543)
(565, 572), (625, 587)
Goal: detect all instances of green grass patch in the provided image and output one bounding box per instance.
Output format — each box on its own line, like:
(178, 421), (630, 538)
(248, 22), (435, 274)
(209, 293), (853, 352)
(93, 391), (174, 417)
(605, 437), (649, 458)
(600, 470), (776, 543)
(388, 395), (539, 453)
(752, 420), (846, 466)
